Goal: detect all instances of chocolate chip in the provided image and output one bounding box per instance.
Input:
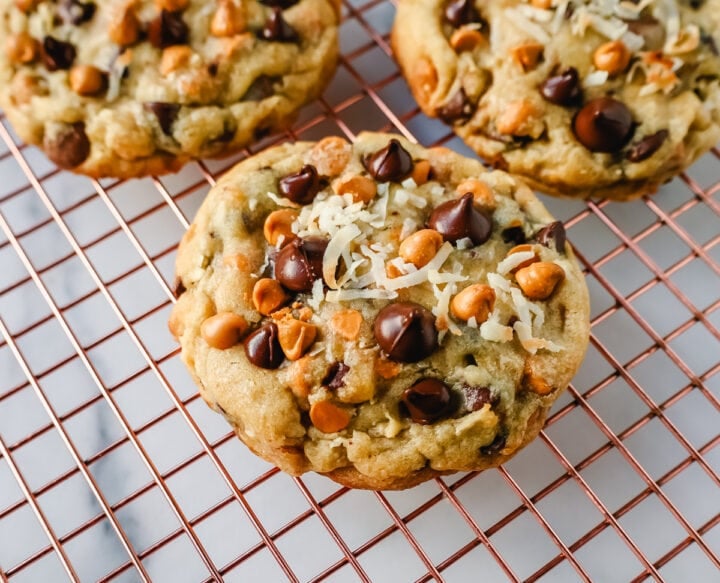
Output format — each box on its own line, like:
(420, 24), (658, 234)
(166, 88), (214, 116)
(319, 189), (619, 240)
(461, 385), (493, 412)
(540, 67), (581, 106)
(374, 302), (438, 363)
(244, 322), (284, 369)
(323, 362), (350, 390)
(626, 16), (666, 51)
(148, 10), (189, 49)
(402, 379), (451, 424)
(59, 0), (96, 24)
(480, 433), (506, 455)
(172, 277), (186, 298)
(242, 75), (278, 101)
(44, 122), (90, 169)
(436, 88), (474, 124)
(501, 225), (526, 245)
(279, 165), (321, 204)
(445, 0), (480, 27)
(274, 236), (328, 292)
(535, 221), (566, 253)
(363, 139), (414, 183)
(626, 129), (669, 163)
(573, 97), (634, 153)
(144, 102), (180, 136)
(261, 7), (298, 43)
(428, 193), (492, 246)
(41, 36), (76, 71)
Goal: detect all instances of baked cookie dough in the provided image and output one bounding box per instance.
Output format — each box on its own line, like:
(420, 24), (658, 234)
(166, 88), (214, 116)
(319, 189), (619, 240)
(392, 0), (720, 200)
(0, 0), (339, 178)
(169, 133), (590, 490)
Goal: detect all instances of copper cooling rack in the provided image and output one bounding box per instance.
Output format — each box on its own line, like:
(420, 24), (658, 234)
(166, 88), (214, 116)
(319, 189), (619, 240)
(1, 1), (719, 581)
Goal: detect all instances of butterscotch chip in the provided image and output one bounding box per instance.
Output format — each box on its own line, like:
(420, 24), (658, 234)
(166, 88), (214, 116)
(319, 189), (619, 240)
(0, 0), (341, 178)
(169, 133), (589, 490)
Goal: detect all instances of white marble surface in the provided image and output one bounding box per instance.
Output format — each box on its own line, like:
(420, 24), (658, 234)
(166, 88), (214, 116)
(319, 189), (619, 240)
(1, 1), (720, 581)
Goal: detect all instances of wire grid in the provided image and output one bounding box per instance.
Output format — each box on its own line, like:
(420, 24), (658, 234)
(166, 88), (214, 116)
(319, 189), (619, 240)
(0, 1), (719, 581)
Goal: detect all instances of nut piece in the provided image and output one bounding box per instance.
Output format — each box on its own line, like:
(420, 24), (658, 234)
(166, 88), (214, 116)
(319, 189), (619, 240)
(6, 33), (39, 64)
(201, 312), (249, 349)
(411, 159), (432, 185)
(155, 0), (189, 10)
(252, 278), (288, 316)
(263, 209), (298, 246)
(507, 244), (539, 272)
(510, 42), (544, 71)
(334, 175), (377, 203)
(210, 0), (246, 37)
(331, 309), (363, 340)
(310, 400), (351, 433)
(450, 284), (495, 323)
(398, 229), (444, 268)
(160, 45), (193, 75)
(109, 5), (140, 47)
(278, 318), (317, 361)
(515, 262), (565, 301)
(450, 27), (484, 52)
(456, 178), (496, 213)
(496, 99), (537, 136)
(593, 41), (631, 76)
(69, 65), (107, 96)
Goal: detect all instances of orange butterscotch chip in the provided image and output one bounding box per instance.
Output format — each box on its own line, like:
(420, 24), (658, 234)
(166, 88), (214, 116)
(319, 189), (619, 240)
(200, 312), (248, 350)
(334, 175), (377, 203)
(307, 136), (352, 176)
(524, 371), (553, 395)
(410, 159), (432, 185)
(331, 309), (363, 340)
(376, 357), (401, 379)
(511, 42), (544, 72)
(288, 356), (313, 398)
(310, 400), (351, 433)
(222, 253), (251, 270)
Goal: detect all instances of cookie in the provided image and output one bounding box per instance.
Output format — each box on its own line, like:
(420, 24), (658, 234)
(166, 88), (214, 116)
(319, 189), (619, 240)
(169, 133), (590, 490)
(0, 0), (340, 178)
(392, 0), (720, 200)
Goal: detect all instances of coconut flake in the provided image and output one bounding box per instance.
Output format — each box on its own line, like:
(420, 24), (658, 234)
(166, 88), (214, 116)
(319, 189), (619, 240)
(383, 243), (454, 291)
(456, 237), (474, 250)
(584, 69), (609, 87)
(401, 177), (418, 189)
(323, 224), (361, 290)
(267, 191), (301, 208)
(497, 251), (536, 275)
(487, 272), (512, 294)
(508, 8), (552, 43)
(326, 289), (398, 302)
(514, 321), (563, 354)
(480, 313), (514, 343)
(399, 218), (417, 241)
(307, 278), (324, 310)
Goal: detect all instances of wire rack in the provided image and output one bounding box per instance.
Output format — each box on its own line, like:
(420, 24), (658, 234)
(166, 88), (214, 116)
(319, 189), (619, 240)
(1, 1), (719, 581)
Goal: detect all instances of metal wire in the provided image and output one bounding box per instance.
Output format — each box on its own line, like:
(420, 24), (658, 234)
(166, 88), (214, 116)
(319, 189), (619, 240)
(1, 2), (719, 581)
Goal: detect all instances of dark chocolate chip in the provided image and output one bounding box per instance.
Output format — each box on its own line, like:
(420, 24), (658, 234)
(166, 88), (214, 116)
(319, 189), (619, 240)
(701, 30), (719, 55)
(535, 221), (566, 253)
(480, 433), (506, 455)
(501, 225), (526, 245)
(59, 0), (96, 24)
(374, 302), (438, 363)
(41, 36), (76, 71)
(363, 139), (414, 183)
(626, 16), (666, 51)
(436, 88), (475, 124)
(540, 67), (581, 106)
(323, 362), (350, 390)
(260, 7), (298, 43)
(244, 323), (284, 369)
(148, 10), (189, 49)
(44, 122), (90, 169)
(144, 102), (180, 136)
(445, 0), (480, 27)
(172, 277), (186, 298)
(242, 75), (278, 101)
(573, 97), (634, 153)
(428, 192), (492, 246)
(626, 129), (669, 162)
(279, 165), (322, 204)
(402, 379), (451, 424)
(461, 385), (493, 412)
(274, 236), (328, 292)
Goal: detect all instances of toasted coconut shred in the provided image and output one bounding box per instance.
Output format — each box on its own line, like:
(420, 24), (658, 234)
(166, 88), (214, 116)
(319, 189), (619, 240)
(510, 0), (703, 96)
(275, 177), (564, 354)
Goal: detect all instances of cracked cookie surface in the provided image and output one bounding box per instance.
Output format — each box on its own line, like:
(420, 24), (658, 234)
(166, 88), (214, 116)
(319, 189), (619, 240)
(392, 0), (720, 200)
(0, 0), (339, 178)
(169, 132), (590, 490)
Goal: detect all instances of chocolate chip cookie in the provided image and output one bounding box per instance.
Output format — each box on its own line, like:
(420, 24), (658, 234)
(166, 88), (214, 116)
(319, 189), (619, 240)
(392, 0), (720, 200)
(169, 133), (590, 490)
(0, 0), (340, 178)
